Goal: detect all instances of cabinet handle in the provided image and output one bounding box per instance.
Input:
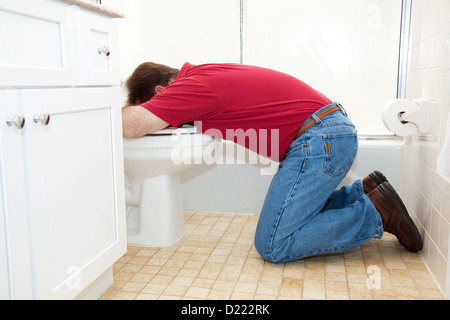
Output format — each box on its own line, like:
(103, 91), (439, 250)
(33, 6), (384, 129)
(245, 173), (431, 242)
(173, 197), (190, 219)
(6, 114), (25, 129)
(33, 112), (50, 126)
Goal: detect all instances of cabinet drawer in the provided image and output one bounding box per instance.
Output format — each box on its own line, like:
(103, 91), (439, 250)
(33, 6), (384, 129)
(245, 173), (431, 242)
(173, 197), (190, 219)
(0, 0), (78, 87)
(78, 10), (120, 86)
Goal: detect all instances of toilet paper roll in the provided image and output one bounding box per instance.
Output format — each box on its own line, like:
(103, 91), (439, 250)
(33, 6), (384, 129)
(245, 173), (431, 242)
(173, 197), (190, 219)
(382, 99), (419, 136)
(437, 113), (450, 176)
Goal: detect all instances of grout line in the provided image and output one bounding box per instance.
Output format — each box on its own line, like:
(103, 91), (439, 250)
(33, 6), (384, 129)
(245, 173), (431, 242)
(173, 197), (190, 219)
(101, 212), (444, 300)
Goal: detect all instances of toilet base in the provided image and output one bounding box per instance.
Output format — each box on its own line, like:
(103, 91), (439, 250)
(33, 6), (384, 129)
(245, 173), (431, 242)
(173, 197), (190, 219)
(126, 174), (186, 247)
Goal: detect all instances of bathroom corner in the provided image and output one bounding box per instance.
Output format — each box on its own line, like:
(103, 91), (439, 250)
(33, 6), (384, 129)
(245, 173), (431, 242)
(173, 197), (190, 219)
(401, 0), (450, 298)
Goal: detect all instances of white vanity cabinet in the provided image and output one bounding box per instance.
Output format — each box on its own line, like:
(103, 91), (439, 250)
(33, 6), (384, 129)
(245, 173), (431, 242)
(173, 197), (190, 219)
(78, 9), (120, 86)
(23, 88), (125, 299)
(0, 0), (126, 299)
(0, 91), (34, 299)
(0, 0), (78, 87)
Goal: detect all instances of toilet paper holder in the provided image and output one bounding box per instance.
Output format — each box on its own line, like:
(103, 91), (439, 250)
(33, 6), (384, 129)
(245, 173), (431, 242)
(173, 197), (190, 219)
(398, 99), (429, 134)
(383, 99), (430, 136)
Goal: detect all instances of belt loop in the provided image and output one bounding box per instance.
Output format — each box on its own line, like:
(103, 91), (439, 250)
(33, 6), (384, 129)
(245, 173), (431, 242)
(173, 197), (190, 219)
(311, 113), (322, 124)
(334, 102), (347, 116)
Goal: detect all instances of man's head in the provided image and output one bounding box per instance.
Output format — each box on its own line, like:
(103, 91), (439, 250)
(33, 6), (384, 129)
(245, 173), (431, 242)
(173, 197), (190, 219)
(125, 62), (179, 106)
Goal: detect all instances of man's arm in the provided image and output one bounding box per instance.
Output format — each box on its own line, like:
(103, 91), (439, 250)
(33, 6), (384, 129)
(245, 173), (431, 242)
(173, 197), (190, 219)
(122, 105), (169, 138)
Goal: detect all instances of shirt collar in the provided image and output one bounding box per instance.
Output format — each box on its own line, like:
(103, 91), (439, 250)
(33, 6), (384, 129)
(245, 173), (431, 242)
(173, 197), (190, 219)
(176, 62), (193, 80)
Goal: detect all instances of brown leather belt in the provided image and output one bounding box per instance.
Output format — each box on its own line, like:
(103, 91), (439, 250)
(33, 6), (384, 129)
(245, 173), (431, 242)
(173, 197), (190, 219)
(294, 105), (342, 140)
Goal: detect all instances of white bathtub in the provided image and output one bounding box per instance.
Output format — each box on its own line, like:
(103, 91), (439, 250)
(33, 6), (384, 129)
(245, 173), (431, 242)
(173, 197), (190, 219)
(181, 136), (403, 214)
(339, 136), (403, 191)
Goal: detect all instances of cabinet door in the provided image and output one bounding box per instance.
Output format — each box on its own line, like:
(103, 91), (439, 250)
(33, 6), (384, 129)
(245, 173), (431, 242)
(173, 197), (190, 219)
(20, 88), (126, 299)
(78, 10), (120, 86)
(0, 169), (9, 299)
(0, 90), (33, 299)
(0, 0), (78, 87)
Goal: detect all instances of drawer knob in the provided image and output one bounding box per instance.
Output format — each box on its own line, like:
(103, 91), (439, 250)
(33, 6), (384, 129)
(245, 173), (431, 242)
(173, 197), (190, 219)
(6, 114), (25, 129)
(98, 45), (110, 57)
(33, 112), (50, 126)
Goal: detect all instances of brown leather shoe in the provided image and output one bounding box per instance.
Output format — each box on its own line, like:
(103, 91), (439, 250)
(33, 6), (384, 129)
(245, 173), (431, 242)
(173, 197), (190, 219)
(362, 170), (387, 194)
(367, 181), (423, 252)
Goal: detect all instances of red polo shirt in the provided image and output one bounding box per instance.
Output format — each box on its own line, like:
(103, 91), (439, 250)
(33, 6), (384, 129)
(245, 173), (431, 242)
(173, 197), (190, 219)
(141, 62), (332, 162)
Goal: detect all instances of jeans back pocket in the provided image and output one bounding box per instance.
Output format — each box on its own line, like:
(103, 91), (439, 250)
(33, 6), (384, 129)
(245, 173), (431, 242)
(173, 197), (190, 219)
(323, 131), (358, 177)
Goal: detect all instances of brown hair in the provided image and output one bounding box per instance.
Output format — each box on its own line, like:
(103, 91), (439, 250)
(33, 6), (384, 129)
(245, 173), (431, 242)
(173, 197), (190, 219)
(125, 62), (179, 105)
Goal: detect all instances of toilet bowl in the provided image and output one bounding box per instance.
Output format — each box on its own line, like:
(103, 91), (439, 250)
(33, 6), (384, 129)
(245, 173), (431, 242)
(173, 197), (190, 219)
(123, 126), (218, 246)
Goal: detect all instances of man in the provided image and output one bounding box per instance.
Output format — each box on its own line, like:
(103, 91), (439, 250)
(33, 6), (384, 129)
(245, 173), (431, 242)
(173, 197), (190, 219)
(122, 61), (423, 263)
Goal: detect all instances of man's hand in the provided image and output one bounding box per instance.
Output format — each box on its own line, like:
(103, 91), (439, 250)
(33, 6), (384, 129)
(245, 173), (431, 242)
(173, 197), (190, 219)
(122, 105), (169, 138)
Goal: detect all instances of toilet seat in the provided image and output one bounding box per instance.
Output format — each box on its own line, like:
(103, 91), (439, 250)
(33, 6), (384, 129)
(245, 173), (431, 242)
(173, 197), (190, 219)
(147, 125), (198, 135)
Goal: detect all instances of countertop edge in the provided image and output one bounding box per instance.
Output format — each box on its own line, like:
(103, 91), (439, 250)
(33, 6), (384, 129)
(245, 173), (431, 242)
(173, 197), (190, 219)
(57, 0), (125, 18)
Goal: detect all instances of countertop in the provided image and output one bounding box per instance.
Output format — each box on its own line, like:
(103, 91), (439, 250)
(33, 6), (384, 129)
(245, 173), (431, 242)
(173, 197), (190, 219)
(57, 0), (124, 18)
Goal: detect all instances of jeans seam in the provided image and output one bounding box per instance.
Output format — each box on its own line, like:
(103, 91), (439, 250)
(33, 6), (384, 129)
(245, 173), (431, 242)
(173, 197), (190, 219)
(305, 121), (354, 133)
(267, 157), (307, 261)
(322, 194), (361, 210)
(284, 232), (382, 262)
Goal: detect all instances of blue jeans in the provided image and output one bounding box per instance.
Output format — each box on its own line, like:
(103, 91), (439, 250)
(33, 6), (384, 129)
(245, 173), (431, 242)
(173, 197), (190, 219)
(254, 104), (384, 263)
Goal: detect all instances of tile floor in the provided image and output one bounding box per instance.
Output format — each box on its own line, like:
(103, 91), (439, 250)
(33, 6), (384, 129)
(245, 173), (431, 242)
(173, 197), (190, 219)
(100, 211), (444, 300)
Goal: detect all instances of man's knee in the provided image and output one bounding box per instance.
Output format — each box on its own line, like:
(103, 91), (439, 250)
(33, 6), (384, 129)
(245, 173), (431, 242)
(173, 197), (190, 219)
(254, 237), (286, 264)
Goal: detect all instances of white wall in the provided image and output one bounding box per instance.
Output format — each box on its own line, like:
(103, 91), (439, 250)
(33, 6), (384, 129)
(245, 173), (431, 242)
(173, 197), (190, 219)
(244, 0), (402, 135)
(401, 0), (450, 298)
(116, 0), (403, 135)
(116, 0), (240, 83)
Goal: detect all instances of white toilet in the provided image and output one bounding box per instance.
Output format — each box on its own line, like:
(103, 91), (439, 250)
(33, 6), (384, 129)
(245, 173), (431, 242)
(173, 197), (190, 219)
(123, 126), (218, 246)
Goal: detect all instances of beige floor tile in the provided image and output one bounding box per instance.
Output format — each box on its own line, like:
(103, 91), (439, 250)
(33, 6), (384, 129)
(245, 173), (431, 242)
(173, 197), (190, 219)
(163, 284), (188, 297)
(326, 280), (348, 292)
(184, 286), (210, 299)
(256, 283), (280, 296)
(101, 211), (445, 301)
(150, 274), (174, 285)
(111, 291), (138, 300)
(120, 281), (146, 293)
(326, 290), (349, 300)
(234, 282), (258, 294)
(419, 288), (446, 300)
(213, 279), (236, 291)
(325, 271), (347, 282)
(192, 278), (215, 289)
(208, 289), (232, 300)
(141, 283), (168, 295)
(172, 276), (195, 287)
(230, 291), (255, 300)
(158, 295), (183, 300)
(279, 278), (303, 298)
(130, 273), (154, 283)
(394, 286), (422, 299)
(303, 287), (326, 300)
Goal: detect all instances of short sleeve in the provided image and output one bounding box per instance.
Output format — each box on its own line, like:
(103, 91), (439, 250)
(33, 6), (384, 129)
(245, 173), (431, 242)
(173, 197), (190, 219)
(140, 79), (224, 127)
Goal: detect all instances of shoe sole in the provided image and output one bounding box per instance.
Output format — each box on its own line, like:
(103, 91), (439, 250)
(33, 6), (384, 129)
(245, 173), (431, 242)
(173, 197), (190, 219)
(369, 171), (387, 185)
(378, 182), (423, 252)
